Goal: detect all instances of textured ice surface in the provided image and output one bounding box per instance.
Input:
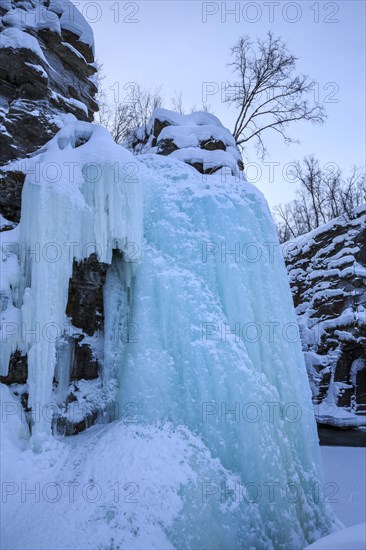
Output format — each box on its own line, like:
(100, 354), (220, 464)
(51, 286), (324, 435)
(1, 121), (337, 547)
(1, 119), (143, 448)
(114, 154), (336, 548)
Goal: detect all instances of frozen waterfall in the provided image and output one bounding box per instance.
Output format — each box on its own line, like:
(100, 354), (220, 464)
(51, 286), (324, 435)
(116, 153), (336, 548)
(2, 118), (143, 448)
(0, 117), (336, 547)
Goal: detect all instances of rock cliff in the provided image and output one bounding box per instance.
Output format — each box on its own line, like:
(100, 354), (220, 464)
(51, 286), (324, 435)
(0, 0), (98, 221)
(283, 206), (366, 427)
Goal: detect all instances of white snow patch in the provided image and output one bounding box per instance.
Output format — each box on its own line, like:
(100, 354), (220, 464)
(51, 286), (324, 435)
(306, 523), (366, 549)
(0, 27), (48, 64)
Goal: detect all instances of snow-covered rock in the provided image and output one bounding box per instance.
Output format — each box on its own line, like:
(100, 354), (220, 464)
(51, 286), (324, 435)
(129, 107), (245, 177)
(283, 206), (366, 427)
(0, 0), (98, 221)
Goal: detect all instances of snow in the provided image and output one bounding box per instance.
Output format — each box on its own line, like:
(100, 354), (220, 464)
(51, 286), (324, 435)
(148, 108), (225, 132)
(62, 40), (87, 62)
(0, 214), (16, 230)
(170, 145), (241, 174)
(306, 523), (366, 549)
(0, 27), (48, 64)
(320, 446), (366, 528)
(51, 91), (89, 116)
(0, 383), (29, 451)
(0, 405), (255, 550)
(157, 123), (237, 148)
(316, 402), (366, 427)
(1, 399), (363, 549)
(24, 62), (48, 79)
(1, 6), (61, 34)
(1, 0), (95, 54)
(49, 0), (95, 54)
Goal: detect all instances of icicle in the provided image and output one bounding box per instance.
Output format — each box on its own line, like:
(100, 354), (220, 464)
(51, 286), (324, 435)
(14, 119), (143, 450)
(103, 251), (131, 386)
(54, 337), (73, 404)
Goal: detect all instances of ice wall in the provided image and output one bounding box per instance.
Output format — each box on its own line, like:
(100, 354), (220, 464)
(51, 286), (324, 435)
(116, 153), (336, 548)
(4, 118), (143, 449)
(1, 114), (336, 546)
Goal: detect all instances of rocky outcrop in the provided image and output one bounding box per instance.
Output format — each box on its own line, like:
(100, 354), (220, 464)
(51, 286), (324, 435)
(283, 206), (366, 427)
(0, 0), (98, 221)
(129, 108), (245, 176)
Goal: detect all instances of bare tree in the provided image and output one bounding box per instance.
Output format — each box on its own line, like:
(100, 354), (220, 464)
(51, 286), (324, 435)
(170, 90), (214, 115)
(274, 157), (366, 242)
(109, 84), (163, 145)
(340, 167), (366, 218)
(94, 67), (163, 145)
(226, 32), (326, 158)
(96, 65), (217, 149)
(171, 91), (186, 114)
(94, 61), (110, 128)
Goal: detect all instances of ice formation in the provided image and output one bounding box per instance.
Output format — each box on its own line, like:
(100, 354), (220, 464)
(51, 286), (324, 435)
(1, 117), (143, 448)
(0, 115), (337, 547)
(114, 152), (336, 548)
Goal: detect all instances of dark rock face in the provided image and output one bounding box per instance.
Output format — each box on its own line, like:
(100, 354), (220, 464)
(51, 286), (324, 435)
(283, 206), (366, 426)
(0, 351), (28, 385)
(0, 170), (25, 223)
(200, 138), (226, 151)
(70, 339), (99, 381)
(0, 0), (98, 220)
(66, 254), (108, 382)
(66, 254), (108, 337)
(156, 138), (178, 156)
(152, 118), (170, 140)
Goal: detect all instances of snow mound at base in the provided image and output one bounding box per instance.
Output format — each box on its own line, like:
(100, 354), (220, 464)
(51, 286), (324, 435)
(1, 420), (252, 550)
(306, 522), (366, 549)
(0, 383), (29, 452)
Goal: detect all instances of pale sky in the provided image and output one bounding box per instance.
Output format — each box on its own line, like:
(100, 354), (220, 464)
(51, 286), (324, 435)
(73, 0), (365, 208)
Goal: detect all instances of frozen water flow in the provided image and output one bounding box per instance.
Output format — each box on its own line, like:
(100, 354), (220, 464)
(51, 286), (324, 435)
(0, 116), (337, 547)
(11, 119), (143, 448)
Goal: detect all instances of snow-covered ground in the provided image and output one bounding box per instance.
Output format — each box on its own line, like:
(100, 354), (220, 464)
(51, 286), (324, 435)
(320, 446), (365, 527)
(306, 523), (366, 550)
(305, 447), (366, 550)
(1, 388), (364, 550)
